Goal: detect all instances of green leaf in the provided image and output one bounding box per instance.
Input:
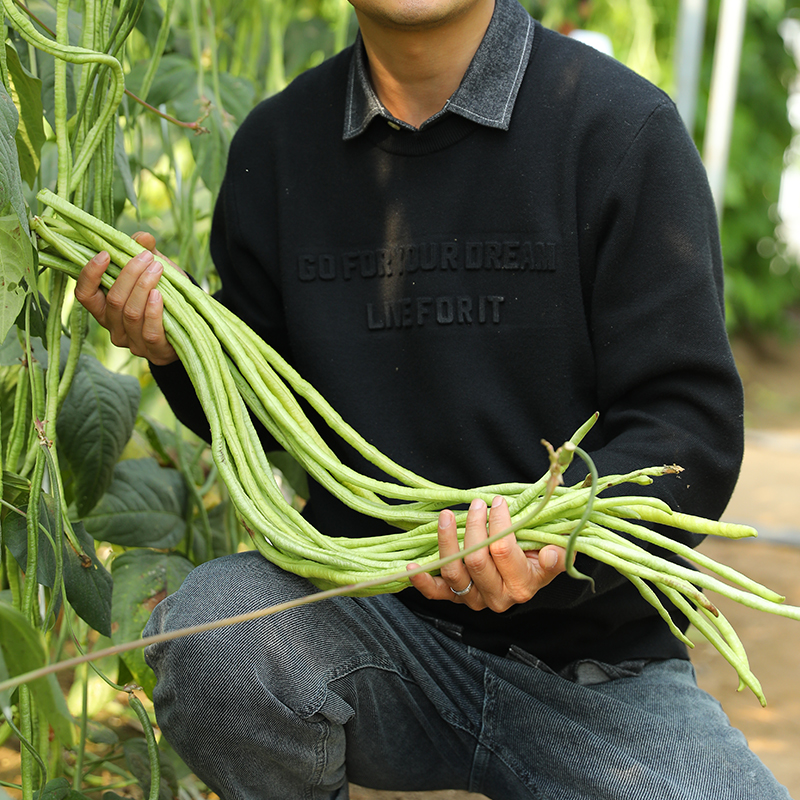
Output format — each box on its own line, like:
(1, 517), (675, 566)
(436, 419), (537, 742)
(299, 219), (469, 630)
(0, 321), (48, 370)
(0, 599), (75, 744)
(34, 778), (71, 800)
(14, 293), (51, 347)
(133, 0), (168, 45)
(4, 494), (114, 636)
(4, 44), (45, 188)
(111, 550), (194, 697)
(0, 366), (22, 456)
(56, 351), (141, 517)
(125, 54), (195, 106)
(0, 641), (13, 710)
(85, 719), (119, 745)
(0, 216), (35, 343)
(136, 415), (179, 469)
(2, 469), (30, 505)
(123, 738), (174, 800)
(0, 82), (28, 234)
(126, 55), (255, 193)
(182, 74), (256, 193)
(24, 0), (84, 46)
(0, 327), (24, 366)
(60, 525), (113, 636)
(33, 777), (93, 800)
(83, 458), (189, 548)
(189, 499), (230, 563)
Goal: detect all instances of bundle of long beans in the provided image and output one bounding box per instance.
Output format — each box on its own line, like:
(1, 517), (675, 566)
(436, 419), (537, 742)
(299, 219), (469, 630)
(32, 188), (800, 705)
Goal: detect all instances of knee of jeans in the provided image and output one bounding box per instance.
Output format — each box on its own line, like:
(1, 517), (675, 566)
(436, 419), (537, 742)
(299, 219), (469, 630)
(141, 555), (272, 682)
(141, 557), (351, 721)
(142, 551), (316, 667)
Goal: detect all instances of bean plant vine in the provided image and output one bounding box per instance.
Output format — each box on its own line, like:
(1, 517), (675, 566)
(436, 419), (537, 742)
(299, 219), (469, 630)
(1, 0), (352, 798)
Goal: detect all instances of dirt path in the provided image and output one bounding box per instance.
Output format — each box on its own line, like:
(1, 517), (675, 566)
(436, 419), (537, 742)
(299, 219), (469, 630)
(691, 538), (800, 797)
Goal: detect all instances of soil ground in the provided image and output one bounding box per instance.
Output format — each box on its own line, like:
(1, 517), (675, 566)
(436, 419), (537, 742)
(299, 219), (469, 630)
(2, 336), (799, 800)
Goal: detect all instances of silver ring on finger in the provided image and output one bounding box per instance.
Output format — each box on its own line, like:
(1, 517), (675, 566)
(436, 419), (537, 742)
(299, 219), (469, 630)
(450, 579), (473, 597)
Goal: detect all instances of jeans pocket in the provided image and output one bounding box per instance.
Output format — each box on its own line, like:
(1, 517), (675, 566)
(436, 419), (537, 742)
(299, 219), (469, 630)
(504, 644), (559, 675)
(412, 611), (465, 642)
(559, 657), (653, 685)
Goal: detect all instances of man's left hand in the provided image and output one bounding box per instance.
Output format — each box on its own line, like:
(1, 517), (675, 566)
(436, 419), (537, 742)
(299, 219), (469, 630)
(407, 496), (567, 612)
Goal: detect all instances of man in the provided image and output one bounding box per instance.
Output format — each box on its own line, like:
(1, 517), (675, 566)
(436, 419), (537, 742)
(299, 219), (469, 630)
(76, 0), (790, 796)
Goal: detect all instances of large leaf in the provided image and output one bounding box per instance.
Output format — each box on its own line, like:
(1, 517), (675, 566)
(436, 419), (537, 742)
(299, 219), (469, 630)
(0, 599), (75, 744)
(11, 289), (50, 345)
(189, 499), (230, 563)
(111, 549), (194, 697)
(4, 44), (45, 188)
(4, 493), (114, 636)
(0, 64), (35, 338)
(0, 81), (28, 234)
(125, 54), (196, 107)
(51, 520), (113, 635)
(126, 54), (255, 193)
(0, 216), (35, 343)
(1, 469), (30, 508)
(0, 321), (48, 368)
(0, 640), (13, 710)
(136, 415), (179, 469)
(83, 458), (189, 548)
(23, 0), (84, 46)
(182, 73), (256, 193)
(57, 351), (141, 517)
(33, 777), (72, 800)
(133, 0), (168, 47)
(0, 366), (21, 454)
(33, 777), (93, 800)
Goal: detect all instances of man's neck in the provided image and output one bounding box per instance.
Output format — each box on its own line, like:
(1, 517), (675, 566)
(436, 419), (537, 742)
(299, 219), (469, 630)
(355, 0), (495, 128)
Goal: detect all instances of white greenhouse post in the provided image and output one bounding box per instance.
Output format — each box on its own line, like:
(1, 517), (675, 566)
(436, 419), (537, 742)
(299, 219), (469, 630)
(674, 0), (709, 136)
(702, 0), (748, 222)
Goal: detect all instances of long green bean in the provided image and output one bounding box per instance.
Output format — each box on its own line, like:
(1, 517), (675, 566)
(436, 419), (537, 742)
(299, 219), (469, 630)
(31, 191), (800, 703)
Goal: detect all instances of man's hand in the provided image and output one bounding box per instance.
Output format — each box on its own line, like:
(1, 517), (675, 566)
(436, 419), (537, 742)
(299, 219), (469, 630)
(407, 496), (567, 612)
(75, 232), (182, 366)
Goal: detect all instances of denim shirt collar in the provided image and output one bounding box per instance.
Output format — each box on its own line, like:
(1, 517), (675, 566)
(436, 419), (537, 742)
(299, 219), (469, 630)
(343, 0), (535, 140)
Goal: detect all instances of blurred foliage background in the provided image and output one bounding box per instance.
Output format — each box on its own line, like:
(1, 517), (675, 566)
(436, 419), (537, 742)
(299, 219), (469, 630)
(536, 0), (800, 334)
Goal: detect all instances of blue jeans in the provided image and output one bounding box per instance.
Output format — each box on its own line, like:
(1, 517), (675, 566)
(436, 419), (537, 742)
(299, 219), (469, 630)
(143, 551), (789, 800)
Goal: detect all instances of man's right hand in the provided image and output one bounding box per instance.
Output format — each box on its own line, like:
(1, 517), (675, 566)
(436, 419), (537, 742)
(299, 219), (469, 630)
(75, 232), (181, 366)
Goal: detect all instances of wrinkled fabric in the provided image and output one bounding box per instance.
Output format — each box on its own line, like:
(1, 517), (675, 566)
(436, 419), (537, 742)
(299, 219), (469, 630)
(144, 552), (790, 800)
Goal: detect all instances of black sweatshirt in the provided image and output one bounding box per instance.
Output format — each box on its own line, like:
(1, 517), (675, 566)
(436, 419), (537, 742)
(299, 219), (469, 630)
(153, 20), (744, 670)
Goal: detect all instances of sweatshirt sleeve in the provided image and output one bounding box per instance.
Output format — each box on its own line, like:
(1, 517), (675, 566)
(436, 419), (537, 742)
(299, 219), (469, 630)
(541, 99), (744, 608)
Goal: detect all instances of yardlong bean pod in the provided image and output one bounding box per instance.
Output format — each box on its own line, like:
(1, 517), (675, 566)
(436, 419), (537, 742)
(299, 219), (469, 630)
(1, 0), (124, 194)
(32, 191), (800, 702)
